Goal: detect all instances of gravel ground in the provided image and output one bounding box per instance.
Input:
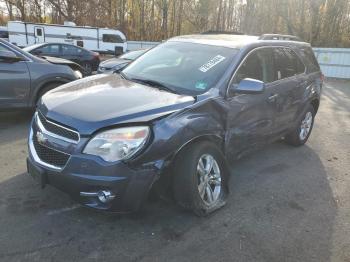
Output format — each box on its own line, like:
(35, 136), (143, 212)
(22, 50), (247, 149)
(0, 80), (349, 262)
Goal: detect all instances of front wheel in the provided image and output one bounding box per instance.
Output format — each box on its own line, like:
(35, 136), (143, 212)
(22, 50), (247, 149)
(172, 141), (228, 216)
(285, 105), (315, 146)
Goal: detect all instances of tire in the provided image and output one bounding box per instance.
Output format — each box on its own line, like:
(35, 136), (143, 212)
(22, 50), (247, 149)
(172, 141), (228, 216)
(82, 62), (92, 76)
(35, 82), (63, 105)
(285, 104), (315, 146)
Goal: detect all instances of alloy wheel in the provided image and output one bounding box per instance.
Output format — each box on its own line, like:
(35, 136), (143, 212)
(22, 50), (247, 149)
(197, 154), (222, 205)
(299, 111), (313, 140)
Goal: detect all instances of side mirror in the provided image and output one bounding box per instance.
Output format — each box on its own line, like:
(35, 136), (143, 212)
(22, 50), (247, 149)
(0, 50), (23, 63)
(230, 78), (265, 95)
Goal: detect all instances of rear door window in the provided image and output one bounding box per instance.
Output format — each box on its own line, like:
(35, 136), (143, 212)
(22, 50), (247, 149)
(62, 45), (82, 56)
(39, 44), (60, 55)
(299, 47), (320, 73)
(283, 48), (305, 76)
(232, 48), (274, 84)
(273, 48), (301, 80)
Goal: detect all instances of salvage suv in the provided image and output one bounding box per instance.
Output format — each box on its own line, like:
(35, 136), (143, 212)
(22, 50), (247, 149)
(27, 33), (323, 216)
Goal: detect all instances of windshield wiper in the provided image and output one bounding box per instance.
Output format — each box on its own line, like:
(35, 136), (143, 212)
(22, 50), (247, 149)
(130, 78), (176, 94)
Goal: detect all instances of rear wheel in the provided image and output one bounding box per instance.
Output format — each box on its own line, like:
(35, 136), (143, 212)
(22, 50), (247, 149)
(173, 141), (228, 216)
(285, 105), (315, 146)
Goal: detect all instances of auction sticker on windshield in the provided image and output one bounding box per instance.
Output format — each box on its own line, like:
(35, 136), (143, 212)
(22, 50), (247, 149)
(199, 55), (226, 72)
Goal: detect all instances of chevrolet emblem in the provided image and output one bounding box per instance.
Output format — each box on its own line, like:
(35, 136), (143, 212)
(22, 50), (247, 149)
(36, 131), (47, 145)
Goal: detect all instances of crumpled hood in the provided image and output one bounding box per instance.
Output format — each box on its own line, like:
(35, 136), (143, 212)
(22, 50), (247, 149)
(99, 58), (130, 69)
(41, 56), (84, 71)
(39, 74), (195, 135)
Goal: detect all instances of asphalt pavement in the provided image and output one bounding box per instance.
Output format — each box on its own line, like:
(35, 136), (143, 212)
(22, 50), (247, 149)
(0, 80), (349, 262)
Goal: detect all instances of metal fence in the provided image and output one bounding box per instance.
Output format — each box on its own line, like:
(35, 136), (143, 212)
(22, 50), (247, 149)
(127, 41), (350, 79)
(127, 41), (160, 51)
(313, 48), (350, 79)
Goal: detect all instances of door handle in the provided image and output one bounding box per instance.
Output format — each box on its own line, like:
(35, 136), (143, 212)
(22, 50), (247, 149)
(267, 94), (278, 102)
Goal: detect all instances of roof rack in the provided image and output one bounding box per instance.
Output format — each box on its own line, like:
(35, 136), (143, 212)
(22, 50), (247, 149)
(201, 30), (244, 35)
(259, 34), (302, 41)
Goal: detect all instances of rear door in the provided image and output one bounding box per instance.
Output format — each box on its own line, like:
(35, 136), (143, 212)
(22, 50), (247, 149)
(270, 47), (305, 136)
(225, 47), (277, 158)
(61, 45), (82, 64)
(0, 43), (30, 107)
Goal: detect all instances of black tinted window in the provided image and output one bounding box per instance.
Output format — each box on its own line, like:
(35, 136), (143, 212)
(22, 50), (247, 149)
(102, 34), (124, 43)
(0, 30), (8, 38)
(233, 48), (274, 84)
(36, 28), (42, 36)
(299, 47), (320, 73)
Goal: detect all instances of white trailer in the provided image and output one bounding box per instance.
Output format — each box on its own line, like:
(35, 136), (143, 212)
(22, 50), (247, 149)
(7, 21), (127, 54)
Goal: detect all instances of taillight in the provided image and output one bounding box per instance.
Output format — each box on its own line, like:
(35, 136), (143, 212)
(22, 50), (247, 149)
(93, 52), (100, 60)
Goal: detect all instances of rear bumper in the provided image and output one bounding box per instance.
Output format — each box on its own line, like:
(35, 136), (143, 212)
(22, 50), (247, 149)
(27, 151), (159, 213)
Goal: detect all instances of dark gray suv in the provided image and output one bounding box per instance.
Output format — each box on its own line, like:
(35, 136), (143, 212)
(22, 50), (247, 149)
(0, 39), (80, 110)
(27, 34), (323, 216)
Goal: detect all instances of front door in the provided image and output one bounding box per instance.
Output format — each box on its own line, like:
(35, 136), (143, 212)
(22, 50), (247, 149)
(0, 43), (30, 107)
(225, 47), (277, 159)
(34, 26), (45, 43)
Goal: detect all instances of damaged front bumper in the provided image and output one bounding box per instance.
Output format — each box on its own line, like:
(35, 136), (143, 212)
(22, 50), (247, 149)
(27, 115), (161, 212)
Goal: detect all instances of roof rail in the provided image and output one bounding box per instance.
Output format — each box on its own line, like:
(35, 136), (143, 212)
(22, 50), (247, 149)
(259, 34), (302, 41)
(201, 30), (244, 35)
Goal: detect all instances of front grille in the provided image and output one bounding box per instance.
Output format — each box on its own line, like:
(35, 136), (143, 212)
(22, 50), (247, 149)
(38, 112), (79, 142)
(32, 133), (70, 168)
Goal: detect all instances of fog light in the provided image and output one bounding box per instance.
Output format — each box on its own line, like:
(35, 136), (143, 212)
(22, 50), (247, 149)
(97, 190), (115, 203)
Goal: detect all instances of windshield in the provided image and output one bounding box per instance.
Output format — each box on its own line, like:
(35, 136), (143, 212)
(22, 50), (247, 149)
(122, 42), (238, 95)
(119, 49), (147, 60)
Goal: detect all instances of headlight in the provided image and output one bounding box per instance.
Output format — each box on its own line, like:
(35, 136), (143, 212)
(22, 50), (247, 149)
(83, 126), (150, 162)
(74, 70), (83, 79)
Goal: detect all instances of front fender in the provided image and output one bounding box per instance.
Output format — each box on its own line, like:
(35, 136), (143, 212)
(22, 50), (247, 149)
(28, 77), (73, 107)
(130, 97), (227, 171)
(27, 62), (77, 107)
